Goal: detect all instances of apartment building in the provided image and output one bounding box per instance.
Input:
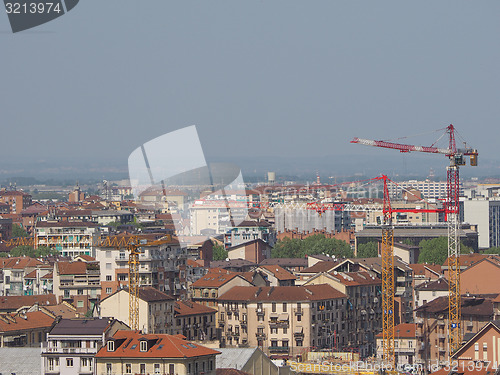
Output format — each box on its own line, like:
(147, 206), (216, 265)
(0, 217), (12, 241)
(41, 318), (128, 375)
(95, 330), (220, 375)
(387, 179), (462, 200)
(35, 221), (100, 258)
(415, 295), (495, 367)
(99, 287), (175, 334)
(227, 239), (273, 264)
(255, 265), (296, 287)
(191, 269), (254, 308)
(303, 271), (382, 357)
(52, 260), (101, 314)
(190, 199), (248, 236)
(463, 197), (500, 249)
(23, 264), (54, 295)
(0, 310), (55, 348)
(0, 257), (44, 296)
(451, 320), (500, 368)
(224, 220), (276, 248)
(333, 257), (413, 325)
(414, 278), (448, 311)
(376, 323), (417, 366)
(0, 190), (32, 214)
(460, 256), (500, 295)
(96, 234), (188, 298)
(174, 300), (217, 341)
(217, 285), (347, 359)
(274, 207), (351, 234)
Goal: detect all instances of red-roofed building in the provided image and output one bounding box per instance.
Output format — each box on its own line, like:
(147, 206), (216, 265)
(191, 272), (253, 308)
(53, 260), (101, 314)
(173, 300), (217, 341)
(0, 190), (32, 214)
(217, 284), (347, 358)
(376, 323), (417, 366)
(256, 265), (297, 286)
(99, 287), (175, 335)
(304, 271), (382, 357)
(0, 310), (55, 347)
(95, 330), (220, 375)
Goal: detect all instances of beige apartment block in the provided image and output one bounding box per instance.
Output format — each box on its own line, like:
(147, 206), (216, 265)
(217, 284), (347, 359)
(99, 287), (175, 334)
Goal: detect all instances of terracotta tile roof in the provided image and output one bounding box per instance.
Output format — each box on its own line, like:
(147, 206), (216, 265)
(0, 310), (54, 332)
(41, 272), (53, 279)
(209, 259), (257, 269)
(327, 271), (381, 287)
(0, 257), (43, 270)
(443, 254), (498, 268)
(376, 323), (416, 338)
(409, 263), (442, 276)
(300, 261), (339, 274)
(218, 284), (346, 302)
(57, 261), (88, 275)
(259, 258), (308, 267)
(95, 330), (220, 359)
(415, 278), (448, 291)
(25, 270), (37, 278)
(259, 265), (296, 280)
(415, 295), (494, 316)
(0, 294), (56, 311)
(174, 300), (217, 317)
(191, 273), (240, 288)
(44, 303), (78, 319)
(76, 255), (95, 261)
(187, 259), (205, 268)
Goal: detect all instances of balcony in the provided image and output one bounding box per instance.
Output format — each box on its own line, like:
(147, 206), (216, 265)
(294, 309), (303, 316)
(42, 345), (97, 355)
(256, 332), (266, 339)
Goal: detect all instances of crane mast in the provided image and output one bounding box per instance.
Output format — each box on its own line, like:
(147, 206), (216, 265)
(351, 124), (478, 356)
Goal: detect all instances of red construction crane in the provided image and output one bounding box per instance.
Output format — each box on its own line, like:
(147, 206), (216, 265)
(352, 124), (478, 356)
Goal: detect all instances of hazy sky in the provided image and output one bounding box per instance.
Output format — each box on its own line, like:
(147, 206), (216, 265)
(1, 1), (500, 178)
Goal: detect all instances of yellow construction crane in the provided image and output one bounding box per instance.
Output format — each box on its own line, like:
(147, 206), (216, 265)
(352, 124), (478, 357)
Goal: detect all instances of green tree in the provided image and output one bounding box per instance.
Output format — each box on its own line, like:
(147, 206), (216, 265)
(357, 241), (378, 258)
(213, 244), (228, 261)
(483, 247), (500, 255)
(418, 237), (471, 264)
(11, 224), (28, 238)
(10, 245), (57, 258)
(0, 252), (8, 257)
(10, 245), (35, 257)
(271, 234), (353, 259)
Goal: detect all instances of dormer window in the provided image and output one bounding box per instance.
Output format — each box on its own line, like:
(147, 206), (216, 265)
(107, 341), (115, 352)
(140, 340), (147, 352)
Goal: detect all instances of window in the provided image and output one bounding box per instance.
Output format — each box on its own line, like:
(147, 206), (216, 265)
(64, 290), (70, 298)
(272, 302), (276, 312)
(140, 363), (146, 374)
(283, 303), (287, 312)
(77, 289), (84, 295)
(118, 274), (126, 281)
(106, 363), (112, 375)
(271, 327), (277, 334)
(169, 364), (175, 375)
(154, 363), (160, 374)
(106, 287), (112, 294)
(283, 327), (287, 334)
(106, 251), (111, 258)
(66, 358), (73, 367)
(106, 263), (112, 270)
(107, 341), (115, 352)
(48, 358), (58, 371)
(140, 340), (147, 352)
(77, 300), (84, 308)
(271, 340), (278, 348)
(106, 275), (112, 281)
(126, 364), (132, 374)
